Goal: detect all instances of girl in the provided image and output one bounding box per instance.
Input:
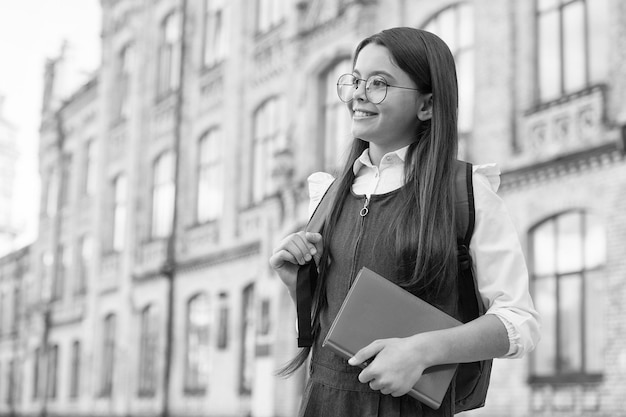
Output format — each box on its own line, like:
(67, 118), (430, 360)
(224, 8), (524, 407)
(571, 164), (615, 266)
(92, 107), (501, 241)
(269, 27), (540, 416)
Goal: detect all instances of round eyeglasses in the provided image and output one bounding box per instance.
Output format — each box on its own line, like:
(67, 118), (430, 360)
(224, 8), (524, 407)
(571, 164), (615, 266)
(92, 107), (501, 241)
(336, 73), (420, 104)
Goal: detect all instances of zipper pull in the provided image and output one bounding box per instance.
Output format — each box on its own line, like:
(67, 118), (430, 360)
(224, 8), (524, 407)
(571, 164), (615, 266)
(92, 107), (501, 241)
(359, 197), (370, 217)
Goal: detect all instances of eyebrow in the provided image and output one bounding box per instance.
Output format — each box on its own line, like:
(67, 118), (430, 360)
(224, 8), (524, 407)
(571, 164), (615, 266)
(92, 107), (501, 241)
(353, 69), (396, 80)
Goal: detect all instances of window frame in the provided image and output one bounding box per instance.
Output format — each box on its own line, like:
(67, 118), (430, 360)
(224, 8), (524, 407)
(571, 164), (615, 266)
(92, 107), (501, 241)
(196, 128), (224, 223)
(202, 0), (228, 68)
(138, 305), (158, 397)
(184, 293), (211, 396)
(528, 209), (606, 384)
(157, 11), (181, 98)
(151, 151), (175, 239)
(69, 340), (81, 399)
(112, 174), (127, 252)
(100, 314), (116, 397)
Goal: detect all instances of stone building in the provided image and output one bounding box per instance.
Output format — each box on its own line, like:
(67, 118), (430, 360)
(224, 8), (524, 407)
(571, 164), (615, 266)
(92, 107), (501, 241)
(0, 0), (624, 416)
(0, 95), (18, 256)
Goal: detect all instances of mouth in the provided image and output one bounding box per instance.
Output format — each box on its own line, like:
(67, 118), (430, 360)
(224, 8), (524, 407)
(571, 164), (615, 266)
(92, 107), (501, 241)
(353, 109), (377, 118)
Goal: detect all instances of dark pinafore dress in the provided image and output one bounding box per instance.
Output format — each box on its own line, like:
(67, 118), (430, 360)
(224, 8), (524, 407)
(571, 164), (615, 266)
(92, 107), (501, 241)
(299, 188), (462, 417)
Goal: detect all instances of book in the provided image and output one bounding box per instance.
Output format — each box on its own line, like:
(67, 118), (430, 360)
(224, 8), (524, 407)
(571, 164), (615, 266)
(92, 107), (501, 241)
(322, 267), (462, 410)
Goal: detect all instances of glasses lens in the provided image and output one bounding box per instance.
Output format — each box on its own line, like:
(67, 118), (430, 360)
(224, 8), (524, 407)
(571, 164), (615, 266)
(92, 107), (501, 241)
(337, 74), (356, 103)
(365, 76), (387, 104)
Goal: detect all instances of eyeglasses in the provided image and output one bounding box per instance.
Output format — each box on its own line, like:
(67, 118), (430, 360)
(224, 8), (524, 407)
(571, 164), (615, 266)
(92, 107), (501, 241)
(336, 73), (420, 104)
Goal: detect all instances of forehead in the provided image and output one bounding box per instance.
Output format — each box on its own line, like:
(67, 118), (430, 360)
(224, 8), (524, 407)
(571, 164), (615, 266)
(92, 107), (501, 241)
(354, 43), (403, 79)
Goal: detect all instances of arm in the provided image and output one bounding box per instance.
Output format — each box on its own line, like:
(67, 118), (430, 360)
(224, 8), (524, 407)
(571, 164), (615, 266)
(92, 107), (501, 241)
(350, 166), (540, 396)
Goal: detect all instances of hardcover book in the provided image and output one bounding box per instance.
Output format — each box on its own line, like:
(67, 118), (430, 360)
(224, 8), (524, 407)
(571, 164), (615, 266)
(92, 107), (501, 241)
(322, 267), (462, 410)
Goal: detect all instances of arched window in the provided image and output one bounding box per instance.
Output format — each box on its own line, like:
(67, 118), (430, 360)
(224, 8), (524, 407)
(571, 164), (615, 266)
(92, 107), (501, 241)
(185, 293), (211, 395)
(112, 174), (127, 251)
(197, 129), (224, 223)
(157, 11), (181, 96)
(100, 314), (116, 397)
(251, 97), (286, 203)
(536, 0), (609, 102)
(151, 151), (175, 238)
(529, 210), (606, 381)
(202, 0), (228, 67)
(422, 3), (474, 139)
(138, 305), (159, 397)
(321, 58), (352, 170)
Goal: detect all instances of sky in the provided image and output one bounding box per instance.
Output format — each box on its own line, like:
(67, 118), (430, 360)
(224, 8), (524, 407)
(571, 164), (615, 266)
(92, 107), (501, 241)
(0, 0), (101, 250)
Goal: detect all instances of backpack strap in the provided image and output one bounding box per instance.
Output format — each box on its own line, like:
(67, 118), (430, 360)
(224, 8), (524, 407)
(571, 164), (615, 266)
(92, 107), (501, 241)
(296, 179), (339, 347)
(455, 161), (485, 322)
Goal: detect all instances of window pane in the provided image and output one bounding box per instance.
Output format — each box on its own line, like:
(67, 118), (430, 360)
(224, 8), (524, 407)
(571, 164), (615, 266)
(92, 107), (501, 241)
(557, 212), (583, 274)
(538, 10), (561, 101)
(324, 59), (352, 169)
(558, 273), (582, 373)
(438, 8), (456, 51)
(584, 269), (605, 373)
(538, 0), (559, 12)
(588, 0), (609, 83)
(532, 220), (555, 275)
(585, 213), (606, 269)
(458, 4), (474, 49)
(533, 276), (557, 375)
(563, 1), (586, 92)
(457, 50), (474, 133)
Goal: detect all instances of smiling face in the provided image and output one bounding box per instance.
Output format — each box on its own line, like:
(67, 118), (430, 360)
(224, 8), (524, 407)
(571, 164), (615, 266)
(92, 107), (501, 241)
(349, 43), (431, 162)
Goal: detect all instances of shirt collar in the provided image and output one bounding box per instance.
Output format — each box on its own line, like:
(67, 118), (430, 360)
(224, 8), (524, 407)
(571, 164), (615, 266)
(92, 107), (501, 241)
(352, 145), (410, 175)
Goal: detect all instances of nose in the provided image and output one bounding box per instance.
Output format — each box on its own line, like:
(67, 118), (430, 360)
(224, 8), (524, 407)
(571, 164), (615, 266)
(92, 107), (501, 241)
(353, 79), (367, 102)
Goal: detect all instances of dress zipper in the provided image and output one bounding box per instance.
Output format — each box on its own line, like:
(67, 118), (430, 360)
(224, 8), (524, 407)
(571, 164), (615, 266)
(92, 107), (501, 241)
(349, 196), (370, 286)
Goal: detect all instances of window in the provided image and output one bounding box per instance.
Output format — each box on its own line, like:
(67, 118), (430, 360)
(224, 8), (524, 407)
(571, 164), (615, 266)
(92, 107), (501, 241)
(185, 294), (210, 395)
(138, 305), (158, 397)
(112, 175), (127, 251)
(69, 341), (81, 399)
(529, 210), (606, 381)
(239, 284), (255, 394)
(202, 0), (228, 67)
(115, 45), (133, 120)
(53, 245), (70, 301)
(251, 97), (286, 203)
(100, 314), (116, 397)
(60, 154), (72, 207)
(197, 129), (223, 223)
(256, 0), (284, 33)
(33, 347), (41, 399)
(75, 235), (93, 296)
(47, 344), (58, 399)
(217, 292), (229, 349)
(321, 59), (352, 169)
(423, 3), (475, 134)
(84, 140), (96, 196)
(157, 12), (181, 96)
(46, 168), (59, 217)
(6, 359), (14, 404)
(536, 0), (609, 102)
(151, 151), (175, 238)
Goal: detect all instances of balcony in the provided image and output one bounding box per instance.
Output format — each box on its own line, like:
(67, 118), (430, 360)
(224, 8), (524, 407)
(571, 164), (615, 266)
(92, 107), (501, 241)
(134, 238), (168, 279)
(183, 222), (219, 259)
(521, 86), (606, 162)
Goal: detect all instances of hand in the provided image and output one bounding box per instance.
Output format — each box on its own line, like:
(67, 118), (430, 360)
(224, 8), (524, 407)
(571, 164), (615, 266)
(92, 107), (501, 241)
(348, 335), (430, 397)
(269, 232), (323, 293)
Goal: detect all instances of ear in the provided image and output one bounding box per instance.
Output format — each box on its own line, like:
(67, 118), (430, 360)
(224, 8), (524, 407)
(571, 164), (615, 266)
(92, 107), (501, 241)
(416, 93), (433, 121)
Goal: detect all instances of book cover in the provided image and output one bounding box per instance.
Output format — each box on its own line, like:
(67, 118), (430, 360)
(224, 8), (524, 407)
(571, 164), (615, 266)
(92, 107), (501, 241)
(322, 267), (462, 410)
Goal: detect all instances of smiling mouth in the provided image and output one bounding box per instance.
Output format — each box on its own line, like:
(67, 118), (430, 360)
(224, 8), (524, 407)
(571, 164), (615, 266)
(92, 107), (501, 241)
(353, 110), (377, 118)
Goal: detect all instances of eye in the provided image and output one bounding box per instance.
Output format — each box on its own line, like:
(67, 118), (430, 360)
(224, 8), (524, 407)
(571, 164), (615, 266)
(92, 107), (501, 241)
(368, 76), (387, 89)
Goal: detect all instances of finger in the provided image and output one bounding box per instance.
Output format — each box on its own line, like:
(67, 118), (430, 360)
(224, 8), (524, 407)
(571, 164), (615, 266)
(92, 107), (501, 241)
(285, 240), (315, 265)
(305, 232), (324, 264)
(349, 340), (385, 367)
(269, 249), (299, 269)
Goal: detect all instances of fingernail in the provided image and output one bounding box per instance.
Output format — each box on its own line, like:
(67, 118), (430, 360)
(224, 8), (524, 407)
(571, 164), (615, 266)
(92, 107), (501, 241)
(348, 357), (356, 365)
(305, 254), (312, 261)
(310, 248), (317, 255)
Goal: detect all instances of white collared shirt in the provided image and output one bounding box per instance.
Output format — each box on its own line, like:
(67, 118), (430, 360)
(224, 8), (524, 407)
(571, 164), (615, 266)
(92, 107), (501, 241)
(307, 146), (541, 359)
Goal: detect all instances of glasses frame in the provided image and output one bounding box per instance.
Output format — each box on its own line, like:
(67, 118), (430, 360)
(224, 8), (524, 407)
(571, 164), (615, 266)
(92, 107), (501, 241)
(336, 73), (420, 104)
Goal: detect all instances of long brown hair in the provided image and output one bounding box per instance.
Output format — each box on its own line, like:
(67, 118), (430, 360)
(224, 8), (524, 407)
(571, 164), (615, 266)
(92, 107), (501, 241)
(279, 27), (459, 376)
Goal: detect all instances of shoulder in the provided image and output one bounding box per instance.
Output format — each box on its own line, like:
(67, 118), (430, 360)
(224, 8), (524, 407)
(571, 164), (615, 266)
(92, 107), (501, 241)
(307, 172), (336, 218)
(472, 163), (500, 193)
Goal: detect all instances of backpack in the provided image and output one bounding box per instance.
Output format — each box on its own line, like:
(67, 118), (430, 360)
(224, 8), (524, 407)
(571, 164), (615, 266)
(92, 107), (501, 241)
(295, 160), (492, 413)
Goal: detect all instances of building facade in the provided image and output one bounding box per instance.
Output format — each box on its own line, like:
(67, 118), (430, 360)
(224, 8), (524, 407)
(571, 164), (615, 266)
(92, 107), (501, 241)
(0, 0), (624, 416)
(0, 95), (18, 256)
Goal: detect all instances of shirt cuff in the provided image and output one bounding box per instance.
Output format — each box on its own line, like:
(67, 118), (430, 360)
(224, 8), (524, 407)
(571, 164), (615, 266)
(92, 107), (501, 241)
(488, 312), (521, 358)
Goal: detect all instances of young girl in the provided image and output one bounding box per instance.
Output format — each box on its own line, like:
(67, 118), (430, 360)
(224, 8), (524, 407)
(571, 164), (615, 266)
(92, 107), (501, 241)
(269, 27), (540, 416)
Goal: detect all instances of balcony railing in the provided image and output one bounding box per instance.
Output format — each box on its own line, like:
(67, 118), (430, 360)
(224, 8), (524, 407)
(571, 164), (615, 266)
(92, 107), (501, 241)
(522, 86), (606, 161)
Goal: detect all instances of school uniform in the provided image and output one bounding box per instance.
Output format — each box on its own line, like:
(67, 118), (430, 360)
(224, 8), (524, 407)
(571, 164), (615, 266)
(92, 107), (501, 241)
(299, 145), (540, 416)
